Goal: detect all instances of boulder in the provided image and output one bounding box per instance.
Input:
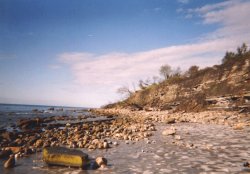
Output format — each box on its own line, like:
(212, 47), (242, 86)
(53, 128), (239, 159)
(43, 147), (89, 168)
(4, 155), (15, 168)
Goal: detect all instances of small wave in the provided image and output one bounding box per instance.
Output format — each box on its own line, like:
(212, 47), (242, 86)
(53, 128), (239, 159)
(15, 112), (31, 115)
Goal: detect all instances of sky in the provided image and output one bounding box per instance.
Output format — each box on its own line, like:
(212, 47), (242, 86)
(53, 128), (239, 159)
(0, 0), (250, 107)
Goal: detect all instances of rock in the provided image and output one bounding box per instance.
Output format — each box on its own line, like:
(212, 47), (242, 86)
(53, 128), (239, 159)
(14, 153), (21, 159)
(35, 139), (43, 147)
(88, 145), (96, 150)
(17, 119), (41, 130)
(243, 161), (250, 167)
(174, 135), (181, 140)
(113, 142), (118, 146)
(4, 155), (15, 168)
(165, 118), (176, 124)
(0, 149), (12, 159)
(162, 129), (176, 136)
(48, 107), (55, 111)
(1, 132), (16, 141)
(7, 147), (22, 154)
(95, 157), (107, 168)
(233, 123), (245, 130)
(24, 148), (33, 155)
(43, 147), (89, 168)
(32, 109), (39, 112)
(103, 142), (109, 149)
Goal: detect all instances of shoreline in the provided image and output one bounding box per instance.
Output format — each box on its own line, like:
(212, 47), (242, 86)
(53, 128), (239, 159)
(1, 108), (250, 173)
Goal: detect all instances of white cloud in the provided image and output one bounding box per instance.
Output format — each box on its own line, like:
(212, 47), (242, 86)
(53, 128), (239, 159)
(190, 0), (239, 14)
(58, 0), (250, 107)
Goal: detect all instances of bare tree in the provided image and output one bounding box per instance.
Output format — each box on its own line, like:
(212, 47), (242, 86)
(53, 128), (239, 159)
(172, 67), (182, 76)
(117, 86), (133, 97)
(152, 76), (160, 84)
(159, 64), (172, 80)
(138, 80), (146, 89)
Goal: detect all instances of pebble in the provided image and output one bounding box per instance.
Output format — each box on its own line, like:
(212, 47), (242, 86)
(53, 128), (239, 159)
(103, 142), (109, 149)
(162, 129), (176, 136)
(174, 135), (181, 140)
(113, 142), (118, 146)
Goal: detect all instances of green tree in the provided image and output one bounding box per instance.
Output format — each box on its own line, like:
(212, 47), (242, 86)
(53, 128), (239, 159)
(237, 43), (248, 56)
(222, 51), (235, 63)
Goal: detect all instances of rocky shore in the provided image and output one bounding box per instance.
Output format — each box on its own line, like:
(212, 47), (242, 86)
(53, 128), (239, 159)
(0, 110), (156, 169)
(92, 108), (250, 129)
(0, 108), (250, 173)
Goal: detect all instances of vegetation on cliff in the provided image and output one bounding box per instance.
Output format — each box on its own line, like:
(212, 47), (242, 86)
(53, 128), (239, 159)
(105, 44), (250, 112)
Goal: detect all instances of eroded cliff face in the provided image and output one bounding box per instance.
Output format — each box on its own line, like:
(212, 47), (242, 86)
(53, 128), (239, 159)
(107, 53), (250, 112)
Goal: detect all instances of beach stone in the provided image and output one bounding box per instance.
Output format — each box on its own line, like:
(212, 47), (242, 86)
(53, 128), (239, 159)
(162, 129), (176, 136)
(0, 149), (12, 159)
(113, 142), (118, 146)
(35, 139), (43, 147)
(48, 107), (55, 111)
(233, 123), (245, 130)
(14, 153), (21, 159)
(7, 147), (22, 154)
(174, 135), (181, 140)
(103, 142), (109, 149)
(43, 147), (88, 168)
(24, 148), (33, 155)
(243, 162), (250, 167)
(165, 118), (175, 124)
(95, 157), (107, 167)
(1, 132), (16, 141)
(17, 119), (41, 130)
(88, 145), (96, 150)
(32, 109), (39, 112)
(4, 155), (15, 168)
(97, 143), (103, 149)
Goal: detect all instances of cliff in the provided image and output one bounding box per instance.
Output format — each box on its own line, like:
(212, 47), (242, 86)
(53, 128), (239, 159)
(105, 44), (250, 112)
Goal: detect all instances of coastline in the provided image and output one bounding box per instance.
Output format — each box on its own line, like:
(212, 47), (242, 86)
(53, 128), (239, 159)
(0, 107), (250, 173)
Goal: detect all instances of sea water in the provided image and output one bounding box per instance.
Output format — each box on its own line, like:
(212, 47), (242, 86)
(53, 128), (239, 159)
(0, 103), (87, 129)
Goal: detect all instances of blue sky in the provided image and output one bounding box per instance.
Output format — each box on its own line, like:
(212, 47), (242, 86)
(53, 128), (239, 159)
(0, 0), (250, 107)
